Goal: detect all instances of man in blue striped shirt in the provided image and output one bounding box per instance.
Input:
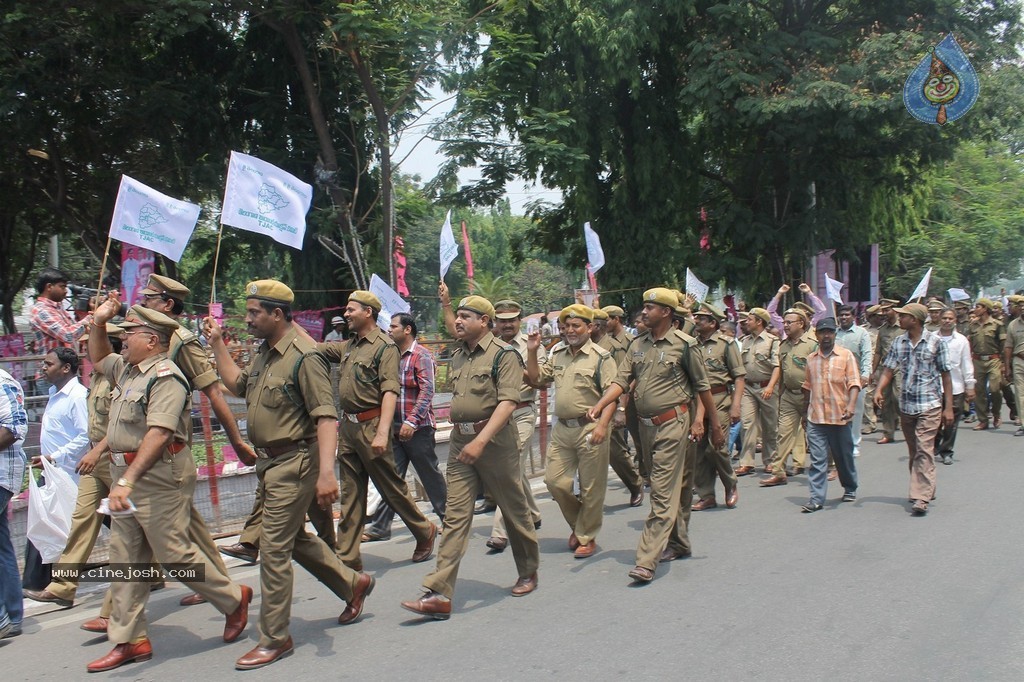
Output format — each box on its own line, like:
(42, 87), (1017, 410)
(0, 368), (28, 638)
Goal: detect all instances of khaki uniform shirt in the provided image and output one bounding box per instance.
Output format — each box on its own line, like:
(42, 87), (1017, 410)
(169, 327), (219, 391)
(1005, 317), (1024, 358)
(612, 329), (710, 417)
(595, 332), (629, 367)
(233, 327), (337, 448)
(968, 319), (1005, 357)
(87, 371), (113, 443)
(873, 322), (901, 371)
(742, 330), (780, 383)
(780, 334), (819, 391)
(98, 352), (191, 453)
(699, 331), (745, 388)
(448, 333), (523, 423)
(536, 339), (617, 419)
(505, 332), (536, 403)
(319, 327), (400, 413)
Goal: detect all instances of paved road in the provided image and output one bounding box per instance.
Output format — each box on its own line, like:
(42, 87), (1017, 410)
(6, 426), (1024, 680)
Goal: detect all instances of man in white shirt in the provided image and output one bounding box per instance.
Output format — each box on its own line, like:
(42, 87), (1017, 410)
(23, 347), (89, 592)
(835, 305), (873, 457)
(936, 307), (975, 465)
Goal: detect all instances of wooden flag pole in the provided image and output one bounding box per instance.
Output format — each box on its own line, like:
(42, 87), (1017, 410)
(96, 235), (113, 294)
(209, 223), (225, 305)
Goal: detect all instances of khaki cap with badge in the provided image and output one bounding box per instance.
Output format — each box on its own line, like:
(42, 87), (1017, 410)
(591, 307), (609, 321)
(866, 304), (881, 315)
(349, 290), (382, 314)
(493, 300), (523, 320)
(783, 307), (810, 326)
(694, 302), (725, 321)
(246, 279), (295, 305)
(81, 322), (126, 342)
(601, 305), (626, 318)
(119, 305), (180, 336)
(926, 300), (944, 311)
(559, 304), (594, 324)
(748, 307), (771, 326)
(878, 298), (900, 308)
(975, 297), (999, 311)
(140, 274), (191, 301)
(792, 301), (815, 318)
(457, 295), (495, 319)
(642, 287), (678, 309)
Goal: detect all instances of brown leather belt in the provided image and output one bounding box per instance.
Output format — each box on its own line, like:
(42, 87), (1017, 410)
(111, 441), (186, 466)
(972, 354), (1000, 361)
(709, 384), (730, 395)
(748, 379), (771, 388)
(454, 418), (498, 435)
(255, 439), (318, 459)
(639, 403), (689, 427)
(557, 415), (594, 428)
(342, 407), (382, 423)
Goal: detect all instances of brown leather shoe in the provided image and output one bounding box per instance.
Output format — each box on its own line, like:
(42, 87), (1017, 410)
(628, 566), (654, 583)
(511, 573), (538, 596)
(344, 558), (364, 572)
(223, 584), (252, 643)
(734, 465), (754, 476)
(994, 417), (1003, 428)
(691, 498), (717, 511)
(573, 541), (597, 559)
(568, 532), (581, 551)
(973, 422), (989, 431)
(400, 592), (451, 620)
(759, 475), (788, 487)
(411, 523), (437, 563)
(485, 537), (508, 552)
(86, 639), (153, 673)
(659, 548), (691, 562)
(629, 489), (645, 507)
(80, 616), (109, 633)
(22, 588), (72, 608)
(235, 638), (294, 671)
(725, 488), (739, 509)
(219, 542), (259, 564)
(337, 573), (375, 625)
(179, 592), (207, 606)
(149, 580), (165, 592)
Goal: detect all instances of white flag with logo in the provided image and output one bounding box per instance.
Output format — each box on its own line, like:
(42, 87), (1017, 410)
(108, 175), (200, 262)
(685, 268), (709, 303)
(824, 273), (845, 304)
(583, 222), (605, 273)
(369, 274), (411, 331)
(909, 267), (932, 301)
(947, 288), (971, 301)
(221, 151), (313, 250)
(439, 210), (459, 279)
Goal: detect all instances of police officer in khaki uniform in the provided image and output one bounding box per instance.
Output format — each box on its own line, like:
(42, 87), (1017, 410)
(402, 296), (541, 619)
(527, 305), (618, 558)
(602, 305), (646, 503)
(762, 308), (817, 486)
(969, 297), (1006, 429)
(873, 299), (903, 443)
(690, 303), (744, 510)
(861, 305), (883, 434)
(592, 306), (645, 506)
(485, 299), (542, 551)
(1003, 296), (1024, 435)
(84, 306), (251, 673)
(205, 281), (373, 670)
(589, 288), (721, 583)
(735, 307), (780, 476)
(319, 291), (436, 570)
(925, 300), (944, 332)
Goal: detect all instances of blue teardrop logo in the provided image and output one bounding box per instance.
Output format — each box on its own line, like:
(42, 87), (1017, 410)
(904, 33), (980, 125)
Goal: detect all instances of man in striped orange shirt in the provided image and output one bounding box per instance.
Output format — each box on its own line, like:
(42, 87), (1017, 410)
(800, 317), (862, 513)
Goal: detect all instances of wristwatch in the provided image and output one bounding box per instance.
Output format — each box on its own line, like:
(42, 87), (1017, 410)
(116, 477), (134, 489)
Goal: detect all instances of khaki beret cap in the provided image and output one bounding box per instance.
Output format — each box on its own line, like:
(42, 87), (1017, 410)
(694, 302), (725, 321)
(140, 274), (191, 300)
(493, 300), (523, 320)
(748, 307), (771, 326)
(878, 298), (900, 308)
(866, 304), (881, 315)
(783, 307), (810, 326)
(601, 305), (625, 318)
(457, 295), (495, 319)
(792, 301), (815, 316)
(349, 290), (382, 312)
(591, 307), (609, 321)
(953, 300), (970, 309)
(894, 302), (928, 322)
(559, 304), (594, 325)
(119, 305), (180, 335)
(246, 279), (294, 305)
(81, 322), (126, 342)
(1008, 295), (1024, 305)
(975, 297), (998, 311)
(926, 300), (944, 311)
(642, 287), (678, 309)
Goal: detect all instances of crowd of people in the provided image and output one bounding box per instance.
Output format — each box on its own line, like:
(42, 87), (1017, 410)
(1, 266), (1020, 671)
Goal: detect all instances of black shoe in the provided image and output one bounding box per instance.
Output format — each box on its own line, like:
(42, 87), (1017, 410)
(841, 491), (856, 502)
(533, 519), (542, 530)
(801, 502), (823, 513)
(473, 502), (497, 515)
(942, 454), (953, 465)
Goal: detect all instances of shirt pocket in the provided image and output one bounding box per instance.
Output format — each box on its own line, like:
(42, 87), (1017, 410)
(260, 376), (289, 409)
(450, 367), (466, 398)
(353, 360), (380, 385)
(468, 370), (493, 398)
(119, 391), (146, 425)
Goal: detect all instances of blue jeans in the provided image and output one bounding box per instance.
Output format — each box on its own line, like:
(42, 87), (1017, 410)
(0, 487), (23, 627)
(728, 421), (742, 457)
(806, 422), (858, 506)
(365, 427), (446, 539)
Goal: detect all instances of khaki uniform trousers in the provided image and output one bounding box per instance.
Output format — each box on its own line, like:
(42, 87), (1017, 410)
(238, 477), (336, 550)
(107, 451), (242, 644)
(1013, 359), (1024, 423)
(336, 418), (433, 567)
(694, 392), (738, 502)
(423, 424), (539, 598)
(608, 424), (643, 495)
(491, 406), (542, 540)
(255, 446), (360, 648)
(862, 384), (878, 431)
(625, 399), (648, 479)
(543, 421), (609, 545)
(636, 410), (693, 570)
(880, 371), (902, 438)
(973, 357), (1003, 423)
(739, 385), (778, 468)
(773, 389), (808, 473)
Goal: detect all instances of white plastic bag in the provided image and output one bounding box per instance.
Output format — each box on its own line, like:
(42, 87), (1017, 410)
(366, 480), (382, 516)
(26, 456), (78, 563)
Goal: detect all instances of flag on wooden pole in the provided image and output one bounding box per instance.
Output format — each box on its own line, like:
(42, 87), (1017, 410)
(439, 210), (459, 279)
(109, 175), (200, 262)
(909, 267), (933, 301)
(584, 222), (605, 273)
(221, 151), (312, 249)
(824, 273), (845, 304)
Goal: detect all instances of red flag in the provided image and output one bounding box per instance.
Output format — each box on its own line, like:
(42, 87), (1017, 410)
(394, 236), (409, 297)
(461, 221), (474, 280)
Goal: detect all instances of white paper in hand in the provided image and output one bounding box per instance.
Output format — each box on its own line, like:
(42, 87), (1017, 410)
(97, 497), (138, 517)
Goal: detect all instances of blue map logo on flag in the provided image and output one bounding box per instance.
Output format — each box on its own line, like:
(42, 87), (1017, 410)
(904, 33), (979, 125)
(138, 203), (167, 230)
(257, 183), (290, 214)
